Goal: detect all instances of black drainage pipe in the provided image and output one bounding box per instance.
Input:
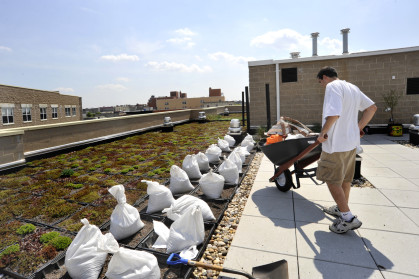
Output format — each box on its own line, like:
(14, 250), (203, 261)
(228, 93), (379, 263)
(265, 83), (271, 130)
(241, 91), (245, 127)
(245, 86), (250, 134)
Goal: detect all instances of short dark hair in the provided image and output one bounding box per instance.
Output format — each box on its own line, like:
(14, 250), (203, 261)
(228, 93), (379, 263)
(317, 66), (338, 79)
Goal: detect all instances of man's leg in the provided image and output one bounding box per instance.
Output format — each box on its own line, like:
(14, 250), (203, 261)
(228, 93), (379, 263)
(326, 182), (349, 212)
(342, 181), (351, 205)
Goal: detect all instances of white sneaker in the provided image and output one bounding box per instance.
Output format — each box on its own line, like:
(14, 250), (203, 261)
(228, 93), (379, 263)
(329, 216), (362, 234)
(323, 205), (340, 217)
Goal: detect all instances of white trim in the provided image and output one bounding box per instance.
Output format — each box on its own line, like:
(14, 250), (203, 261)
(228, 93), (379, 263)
(51, 104), (58, 108)
(39, 104), (47, 108)
(248, 46), (419, 67)
(21, 104), (32, 108)
(0, 103), (15, 108)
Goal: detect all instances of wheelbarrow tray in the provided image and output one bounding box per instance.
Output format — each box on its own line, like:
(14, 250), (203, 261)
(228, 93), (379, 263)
(260, 136), (321, 166)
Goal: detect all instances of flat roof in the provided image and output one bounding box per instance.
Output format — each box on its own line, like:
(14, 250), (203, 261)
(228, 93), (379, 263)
(248, 46), (419, 66)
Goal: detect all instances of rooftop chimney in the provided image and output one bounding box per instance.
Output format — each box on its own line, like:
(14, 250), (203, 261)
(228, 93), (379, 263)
(290, 52), (300, 59)
(311, 32), (319, 56)
(341, 28), (350, 54)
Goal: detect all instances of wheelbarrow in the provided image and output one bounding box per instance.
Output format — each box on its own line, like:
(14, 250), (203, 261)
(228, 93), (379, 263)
(167, 253), (288, 279)
(259, 135), (324, 192)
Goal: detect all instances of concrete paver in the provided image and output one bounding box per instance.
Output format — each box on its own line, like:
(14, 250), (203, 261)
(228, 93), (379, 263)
(221, 134), (419, 279)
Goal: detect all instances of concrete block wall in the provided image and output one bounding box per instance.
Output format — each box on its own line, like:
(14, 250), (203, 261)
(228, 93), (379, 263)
(248, 50), (419, 128)
(0, 130), (24, 166)
(0, 107), (228, 170)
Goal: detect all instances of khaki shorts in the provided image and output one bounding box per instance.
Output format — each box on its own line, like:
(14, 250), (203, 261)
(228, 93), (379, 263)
(316, 148), (356, 185)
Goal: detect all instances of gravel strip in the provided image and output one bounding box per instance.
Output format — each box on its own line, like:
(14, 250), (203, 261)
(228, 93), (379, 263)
(193, 152), (263, 278)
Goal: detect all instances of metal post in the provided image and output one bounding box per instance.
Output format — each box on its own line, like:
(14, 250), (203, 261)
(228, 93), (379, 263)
(245, 86), (250, 133)
(241, 91), (245, 127)
(265, 84), (271, 129)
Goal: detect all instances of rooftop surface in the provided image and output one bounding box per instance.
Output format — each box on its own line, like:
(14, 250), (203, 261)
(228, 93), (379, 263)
(220, 133), (419, 279)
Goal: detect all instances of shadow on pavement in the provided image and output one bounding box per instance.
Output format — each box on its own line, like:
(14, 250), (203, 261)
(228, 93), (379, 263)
(251, 186), (393, 278)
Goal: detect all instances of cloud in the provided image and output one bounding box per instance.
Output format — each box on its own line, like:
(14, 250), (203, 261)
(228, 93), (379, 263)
(209, 52), (255, 64)
(167, 28), (197, 48)
(54, 87), (74, 93)
(127, 39), (164, 56)
(250, 28), (311, 52)
(100, 54), (139, 62)
(175, 28), (196, 37)
(80, 7), (101, 15)
(116, 77), (130, 82)
(96, 84), (128, 91)
(146, 61), (212, 73)
(0, 46), (12, 52)
(251, 28), (349, 56)
(319, 37), (342, 55)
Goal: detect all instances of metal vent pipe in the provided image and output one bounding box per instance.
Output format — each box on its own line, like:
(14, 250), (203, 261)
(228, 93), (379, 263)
(311, 32), (319, 56)
(341, 28), (350, 54)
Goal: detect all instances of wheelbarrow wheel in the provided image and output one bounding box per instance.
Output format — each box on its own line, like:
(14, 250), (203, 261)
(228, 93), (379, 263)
(274, 169), (294, 192)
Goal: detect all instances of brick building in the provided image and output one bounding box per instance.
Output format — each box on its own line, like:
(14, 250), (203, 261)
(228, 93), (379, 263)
(148, 89), (225, 110)
(0, 84), (82, 129)
(209, 87), (222, 97)
(156, 95), (225, 110)
(248, 37), (419, 129)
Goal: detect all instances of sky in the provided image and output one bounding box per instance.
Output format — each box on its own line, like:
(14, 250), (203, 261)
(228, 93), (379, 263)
(1, 0), (418, 108)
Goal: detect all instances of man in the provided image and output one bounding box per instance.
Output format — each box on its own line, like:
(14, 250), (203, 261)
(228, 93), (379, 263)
(316, 66), (377, 234)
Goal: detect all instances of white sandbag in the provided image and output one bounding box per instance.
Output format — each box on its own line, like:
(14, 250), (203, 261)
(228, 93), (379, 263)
(182, 154), (202, 179)
(109, 185), (145, 240)
(233, 147), (247, 163)
(195, 152), (210, 172)
(205, 144), (222, 163)
(169, 165), (194, 194)
(142, 180), (175, 214)
(152, 220), (170, 249)
(167, 205), (205, 254)
(241, 139), (255, 152)
(199, 170), (225, 199)
(228, 150), (243, 173)
(244, 133), (256, 144)
(224, 134), (236, 147)
(285, 133), (305, 140)
(218, 156), (239, 184)
(163, 195), (215, 221)
(218, 138), (230, 152)
(65, 219), (108, 279)
(98, 233), (160, 279)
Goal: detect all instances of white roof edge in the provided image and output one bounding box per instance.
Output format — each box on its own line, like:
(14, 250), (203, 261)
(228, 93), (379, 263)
(248, 46), (419, 66)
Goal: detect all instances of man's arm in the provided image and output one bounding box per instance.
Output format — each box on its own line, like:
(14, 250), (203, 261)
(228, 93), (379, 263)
(358, 104), (377, 131)
(317, 115), (339, 143)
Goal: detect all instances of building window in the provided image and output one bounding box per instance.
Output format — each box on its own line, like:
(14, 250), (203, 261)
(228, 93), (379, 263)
(281, 68), (298, 83)
(72, 106), (76, 116)
(182, 101), (186, 104)
(40, 107), (47, 120)
(2, 105), (14, 124)
(165, 102), (169, 105)
(52, 107), (58, 119)
(22, 104), (32, 122)
(65, 107), (71, 117)
(407, 77), (419, 95)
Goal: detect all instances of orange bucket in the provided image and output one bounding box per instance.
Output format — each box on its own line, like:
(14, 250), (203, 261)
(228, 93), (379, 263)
(266, 134), (283, 145)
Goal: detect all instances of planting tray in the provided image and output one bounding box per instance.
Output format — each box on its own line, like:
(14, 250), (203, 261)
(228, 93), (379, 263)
(137, 221), (216, 261)
(100, 215), (168, 249)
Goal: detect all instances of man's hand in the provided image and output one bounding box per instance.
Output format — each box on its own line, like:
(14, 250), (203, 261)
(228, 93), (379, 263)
(317, 133), (328, 143)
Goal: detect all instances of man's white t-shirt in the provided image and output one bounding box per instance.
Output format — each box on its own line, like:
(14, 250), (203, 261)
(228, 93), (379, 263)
(322, 80), (374, 154)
